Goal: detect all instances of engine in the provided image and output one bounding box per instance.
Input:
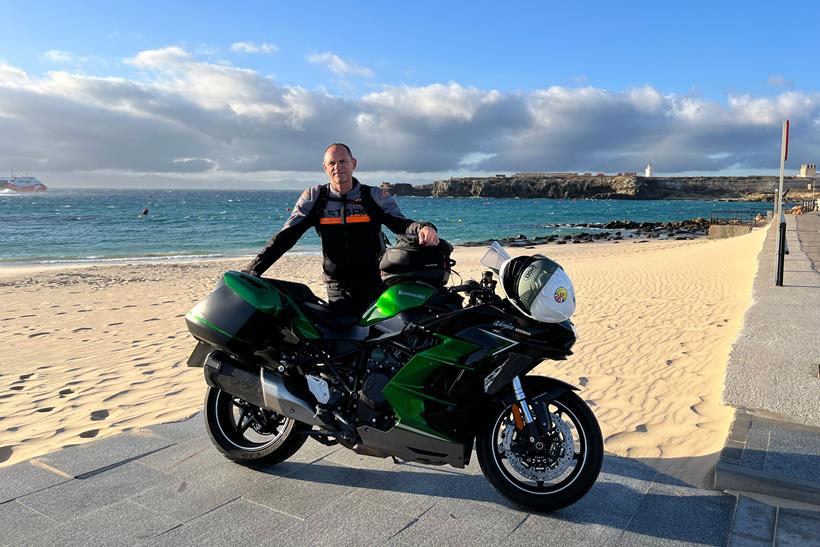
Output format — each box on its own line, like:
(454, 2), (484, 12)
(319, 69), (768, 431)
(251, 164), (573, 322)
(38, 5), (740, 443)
(356, 345), (405, 430)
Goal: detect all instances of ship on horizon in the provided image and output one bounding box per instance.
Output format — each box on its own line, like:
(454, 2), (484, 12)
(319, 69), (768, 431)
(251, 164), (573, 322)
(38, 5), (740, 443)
(1, 174), (47, 192)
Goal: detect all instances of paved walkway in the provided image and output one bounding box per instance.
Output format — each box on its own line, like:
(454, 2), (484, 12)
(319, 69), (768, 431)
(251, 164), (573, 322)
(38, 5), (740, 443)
(0, 414), (783, 546)
(716, 212), (820, 542)
(3, 216), (820, 546)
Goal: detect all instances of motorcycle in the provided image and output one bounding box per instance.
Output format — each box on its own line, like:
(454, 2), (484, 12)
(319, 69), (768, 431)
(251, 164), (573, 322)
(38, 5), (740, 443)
(184, 240), (603, 512)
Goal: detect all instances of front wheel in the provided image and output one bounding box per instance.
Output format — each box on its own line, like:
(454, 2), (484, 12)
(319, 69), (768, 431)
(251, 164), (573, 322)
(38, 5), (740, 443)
(476, 377), (603, 512)
(204, 386), (310, 466)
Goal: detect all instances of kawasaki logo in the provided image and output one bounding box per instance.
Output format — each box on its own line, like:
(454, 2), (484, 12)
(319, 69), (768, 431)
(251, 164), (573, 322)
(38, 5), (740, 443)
(398, 290), (425, 299)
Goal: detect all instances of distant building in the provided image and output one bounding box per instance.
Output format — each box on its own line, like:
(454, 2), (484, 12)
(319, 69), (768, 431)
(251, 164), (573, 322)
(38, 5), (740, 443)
(799, 163), (817, 177)
(645, 163), (654, 177)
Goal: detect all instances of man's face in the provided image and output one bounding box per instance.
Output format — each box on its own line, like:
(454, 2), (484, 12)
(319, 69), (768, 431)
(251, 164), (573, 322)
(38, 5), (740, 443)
(323, 145), (357, 193)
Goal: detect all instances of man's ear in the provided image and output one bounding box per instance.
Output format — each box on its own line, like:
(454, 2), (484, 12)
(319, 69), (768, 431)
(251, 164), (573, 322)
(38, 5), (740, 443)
(351, 157), (357, 170)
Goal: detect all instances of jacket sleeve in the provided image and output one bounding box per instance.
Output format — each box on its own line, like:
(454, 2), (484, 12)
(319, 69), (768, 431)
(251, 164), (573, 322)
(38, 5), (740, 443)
(369, 187), (437, 236)
(243, 187), (320, 276)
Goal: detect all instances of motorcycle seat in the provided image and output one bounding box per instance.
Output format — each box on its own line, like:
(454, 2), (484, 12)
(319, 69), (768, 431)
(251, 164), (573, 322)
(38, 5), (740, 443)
(301, 302), (369, 340)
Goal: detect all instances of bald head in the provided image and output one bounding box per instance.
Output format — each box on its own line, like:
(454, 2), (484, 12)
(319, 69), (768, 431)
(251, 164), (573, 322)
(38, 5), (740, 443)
(323, 143), (357, 193)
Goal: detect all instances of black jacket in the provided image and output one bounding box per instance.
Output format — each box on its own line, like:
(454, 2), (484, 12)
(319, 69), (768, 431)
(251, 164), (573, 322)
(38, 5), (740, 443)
(245, 179), (434, 286)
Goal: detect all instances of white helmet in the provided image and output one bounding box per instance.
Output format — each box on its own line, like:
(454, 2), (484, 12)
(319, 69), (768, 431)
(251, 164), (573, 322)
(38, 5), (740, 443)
(498, 254), (576, 323)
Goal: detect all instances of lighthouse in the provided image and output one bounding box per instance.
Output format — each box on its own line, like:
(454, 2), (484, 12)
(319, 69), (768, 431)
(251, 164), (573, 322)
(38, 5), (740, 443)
(645, 163), (654, 177)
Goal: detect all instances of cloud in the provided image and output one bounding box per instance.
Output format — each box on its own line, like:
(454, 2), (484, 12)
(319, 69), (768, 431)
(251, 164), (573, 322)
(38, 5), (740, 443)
(307, 52), (373, 77)
(43, 50), (86, 64)
(229, 42), (279, 55)
(2, 46), (820, 183)
(768, 75), (794, 89)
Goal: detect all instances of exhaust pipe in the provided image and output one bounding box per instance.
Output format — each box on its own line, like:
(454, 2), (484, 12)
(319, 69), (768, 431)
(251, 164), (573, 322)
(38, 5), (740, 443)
(203, 352), (325, 427)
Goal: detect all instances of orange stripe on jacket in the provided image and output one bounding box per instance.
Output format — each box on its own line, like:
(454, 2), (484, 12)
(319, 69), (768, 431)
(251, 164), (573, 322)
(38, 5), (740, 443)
(319, 214), (371, 225)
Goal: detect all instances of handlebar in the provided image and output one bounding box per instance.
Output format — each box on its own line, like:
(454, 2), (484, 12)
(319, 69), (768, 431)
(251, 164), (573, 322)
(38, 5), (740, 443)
(448, 280), (481, 293)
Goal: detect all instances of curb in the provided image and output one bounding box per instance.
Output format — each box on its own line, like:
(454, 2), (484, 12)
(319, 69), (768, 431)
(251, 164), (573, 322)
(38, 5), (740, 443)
(715, 413), (820, 505)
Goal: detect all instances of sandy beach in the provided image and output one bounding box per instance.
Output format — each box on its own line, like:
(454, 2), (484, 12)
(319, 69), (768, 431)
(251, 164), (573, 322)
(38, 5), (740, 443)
(1, 230), (767, 487)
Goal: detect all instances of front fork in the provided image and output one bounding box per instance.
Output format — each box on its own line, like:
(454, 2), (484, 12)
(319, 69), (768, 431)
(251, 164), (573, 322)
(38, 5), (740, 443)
(511, 376), (553, 444)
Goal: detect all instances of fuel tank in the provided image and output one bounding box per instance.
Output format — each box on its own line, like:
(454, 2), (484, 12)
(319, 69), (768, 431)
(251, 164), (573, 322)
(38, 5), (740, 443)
(360, 282), (437, 326)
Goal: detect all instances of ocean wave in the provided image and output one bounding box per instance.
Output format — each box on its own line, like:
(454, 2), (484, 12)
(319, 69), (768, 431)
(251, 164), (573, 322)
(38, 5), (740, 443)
(1, 249), (323, 266)
(0, 253), (225, 266)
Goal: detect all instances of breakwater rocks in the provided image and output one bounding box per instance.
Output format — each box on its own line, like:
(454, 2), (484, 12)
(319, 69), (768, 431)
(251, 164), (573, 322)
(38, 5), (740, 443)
(384, 174), (815, 200)
(461, 218), (711, 248)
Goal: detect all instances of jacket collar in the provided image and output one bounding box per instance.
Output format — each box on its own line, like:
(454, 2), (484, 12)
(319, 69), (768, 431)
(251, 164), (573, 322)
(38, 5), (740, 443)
(329, 177), (361, 199)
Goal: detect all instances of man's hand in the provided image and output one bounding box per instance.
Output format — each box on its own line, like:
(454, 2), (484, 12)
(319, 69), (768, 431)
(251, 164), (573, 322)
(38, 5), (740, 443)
(418, 226), (439, 246)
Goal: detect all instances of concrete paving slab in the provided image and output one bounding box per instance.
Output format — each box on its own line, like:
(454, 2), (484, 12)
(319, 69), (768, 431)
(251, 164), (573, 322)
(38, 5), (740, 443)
(765, 426), (820, 479)
(274, 495), (413, 546)
(7, 522), (97, 547)
(18, 461), (172, 522)
(143, 413), (205, 442)
(54, 500), (180, 545)
(129, 477), (239, 522)
(727, 535), (772, 547)
(242, 461), (371, 518)
(385, 497), (528, 546)
(508, 511), (630, 547)
(38, 430), (172, 477)
(729, 496), (776, 542)
(135, 435), (217, 473)
(0, 460), (69, 503)
(616, 483), (735, 546)
(0, 500), (60, 546)
(143, 498), (300, 546)
(776, 507), (820, 547)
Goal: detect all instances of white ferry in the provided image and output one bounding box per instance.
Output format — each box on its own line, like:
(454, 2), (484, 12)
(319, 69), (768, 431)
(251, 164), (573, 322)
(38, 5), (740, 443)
(0, 175), (47, 192)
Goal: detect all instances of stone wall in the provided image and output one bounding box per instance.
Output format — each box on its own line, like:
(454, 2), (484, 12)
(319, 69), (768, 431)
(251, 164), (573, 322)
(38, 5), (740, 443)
(708, 225), (753, 240)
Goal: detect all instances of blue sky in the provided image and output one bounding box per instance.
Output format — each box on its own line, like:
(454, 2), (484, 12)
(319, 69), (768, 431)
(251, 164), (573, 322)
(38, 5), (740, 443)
(1, 1), (819, 187)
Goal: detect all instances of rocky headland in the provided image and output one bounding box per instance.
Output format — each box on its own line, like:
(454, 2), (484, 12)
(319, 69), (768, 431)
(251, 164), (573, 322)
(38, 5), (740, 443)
(384, 174), (817, 201)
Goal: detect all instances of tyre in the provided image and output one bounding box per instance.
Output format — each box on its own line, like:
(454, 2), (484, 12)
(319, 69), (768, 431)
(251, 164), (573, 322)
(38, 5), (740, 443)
(476, 376), (603, 512)
(204, 386), (310, 466)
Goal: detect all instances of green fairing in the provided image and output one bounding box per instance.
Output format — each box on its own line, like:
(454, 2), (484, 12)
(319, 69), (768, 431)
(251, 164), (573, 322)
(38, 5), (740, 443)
(360, 283), (436, 326)
(223, 271), (320, 339)
(383, 334), (480, 438)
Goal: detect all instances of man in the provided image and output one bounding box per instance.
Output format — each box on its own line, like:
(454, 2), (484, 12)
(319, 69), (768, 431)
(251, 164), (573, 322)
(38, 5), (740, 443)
(244, 143), (439, 315)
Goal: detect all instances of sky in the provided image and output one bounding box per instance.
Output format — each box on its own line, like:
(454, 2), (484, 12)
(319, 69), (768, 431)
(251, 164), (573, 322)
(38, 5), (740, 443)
(1, 0), (819, 188)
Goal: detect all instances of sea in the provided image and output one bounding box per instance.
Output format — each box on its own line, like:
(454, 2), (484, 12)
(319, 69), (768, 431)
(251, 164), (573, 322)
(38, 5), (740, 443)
(0, 188), (772, 265)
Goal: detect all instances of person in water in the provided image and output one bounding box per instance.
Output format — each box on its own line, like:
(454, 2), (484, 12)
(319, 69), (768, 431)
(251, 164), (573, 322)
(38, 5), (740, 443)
(244, 143), (439, 315)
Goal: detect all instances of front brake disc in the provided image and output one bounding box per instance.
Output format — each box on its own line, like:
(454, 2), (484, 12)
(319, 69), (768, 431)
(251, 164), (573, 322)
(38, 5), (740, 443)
(500, 412), (574, 481)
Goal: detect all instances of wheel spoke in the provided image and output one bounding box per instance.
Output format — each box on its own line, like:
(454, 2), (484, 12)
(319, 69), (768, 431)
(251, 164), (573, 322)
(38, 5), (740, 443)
(237, 409), (254, 435)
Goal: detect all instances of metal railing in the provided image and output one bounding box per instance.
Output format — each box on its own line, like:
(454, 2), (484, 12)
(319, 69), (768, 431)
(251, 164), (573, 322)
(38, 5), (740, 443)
(709, 210), (765, 227)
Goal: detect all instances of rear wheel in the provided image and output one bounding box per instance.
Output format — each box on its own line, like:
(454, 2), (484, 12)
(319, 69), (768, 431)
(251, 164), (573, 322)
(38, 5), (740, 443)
(477, 377), (603, 512)
(204, 386), (310, 465)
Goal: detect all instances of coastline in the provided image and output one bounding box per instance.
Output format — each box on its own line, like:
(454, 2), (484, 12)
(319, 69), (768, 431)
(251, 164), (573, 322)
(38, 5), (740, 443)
(1, 231), (768, 488)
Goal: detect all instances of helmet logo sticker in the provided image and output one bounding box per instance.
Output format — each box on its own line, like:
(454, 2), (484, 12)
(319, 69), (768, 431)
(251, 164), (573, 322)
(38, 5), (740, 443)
(554, 287), (568, 303)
